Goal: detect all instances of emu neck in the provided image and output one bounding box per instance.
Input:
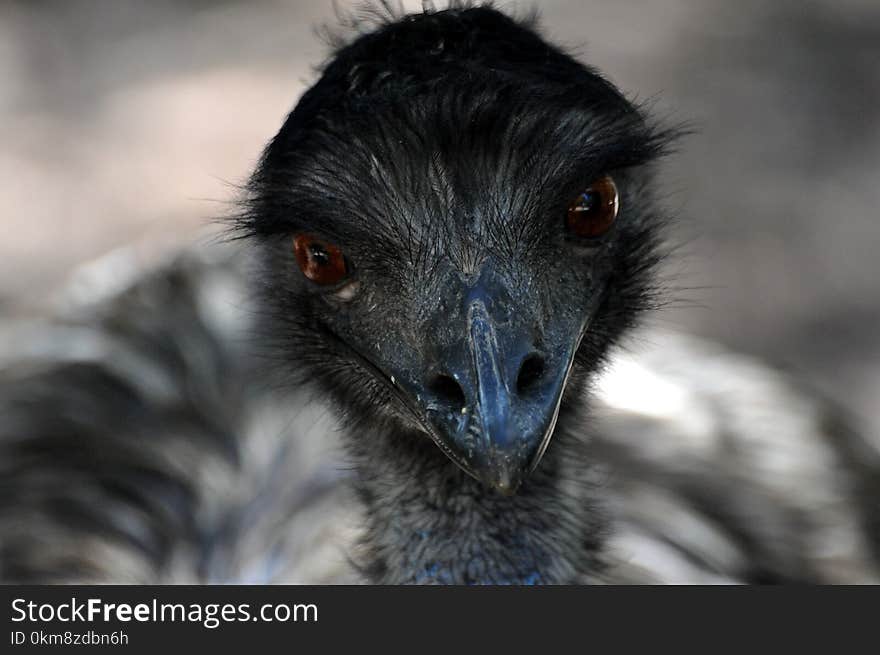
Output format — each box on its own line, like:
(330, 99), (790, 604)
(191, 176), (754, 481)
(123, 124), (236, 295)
(350, 412), (602, 584)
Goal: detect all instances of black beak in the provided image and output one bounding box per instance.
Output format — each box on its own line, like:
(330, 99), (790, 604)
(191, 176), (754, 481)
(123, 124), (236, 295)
(397, 275), (578, 494)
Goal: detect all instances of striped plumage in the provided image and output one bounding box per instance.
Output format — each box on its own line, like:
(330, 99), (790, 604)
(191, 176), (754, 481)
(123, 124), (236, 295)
(1, 243), (876, 583)
(2, 3), (878, 584)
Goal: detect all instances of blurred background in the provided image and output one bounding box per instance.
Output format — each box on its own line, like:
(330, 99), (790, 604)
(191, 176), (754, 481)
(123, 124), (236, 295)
(1, 0), (878, 438)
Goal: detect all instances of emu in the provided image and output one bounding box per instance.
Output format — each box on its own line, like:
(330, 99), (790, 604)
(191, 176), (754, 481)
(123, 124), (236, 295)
(1, 3), (878, 584)
(241, 4), (673, 584)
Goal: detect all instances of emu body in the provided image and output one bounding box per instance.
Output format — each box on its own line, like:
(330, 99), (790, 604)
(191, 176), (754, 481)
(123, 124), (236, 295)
(0, 4), (878, 584)
(0, 244), (878, 583)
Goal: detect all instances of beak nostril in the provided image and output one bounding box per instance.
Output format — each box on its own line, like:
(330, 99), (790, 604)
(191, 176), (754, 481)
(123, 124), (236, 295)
(428, 373), (467, 409)
(516, 353), (546, 395)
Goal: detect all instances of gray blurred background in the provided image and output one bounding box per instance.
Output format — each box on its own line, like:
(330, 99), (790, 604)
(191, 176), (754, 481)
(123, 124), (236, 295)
(1, 0), (878, 437)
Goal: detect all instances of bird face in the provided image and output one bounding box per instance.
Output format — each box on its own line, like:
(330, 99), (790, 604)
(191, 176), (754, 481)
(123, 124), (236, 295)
(245, 53), (670, 494)
(297, 214), (613, 494)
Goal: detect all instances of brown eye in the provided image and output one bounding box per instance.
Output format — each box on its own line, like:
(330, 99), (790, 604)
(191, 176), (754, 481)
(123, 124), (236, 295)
(566, 175), (619, 238)
(293, 234), (349, 286)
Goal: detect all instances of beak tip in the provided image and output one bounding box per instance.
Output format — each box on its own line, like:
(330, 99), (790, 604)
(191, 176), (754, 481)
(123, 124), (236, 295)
(484, 464), (526, 496)
(492, 481), (520, 496)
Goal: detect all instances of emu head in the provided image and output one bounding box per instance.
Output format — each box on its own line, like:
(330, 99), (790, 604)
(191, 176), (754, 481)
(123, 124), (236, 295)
(240, 6), (673, 494)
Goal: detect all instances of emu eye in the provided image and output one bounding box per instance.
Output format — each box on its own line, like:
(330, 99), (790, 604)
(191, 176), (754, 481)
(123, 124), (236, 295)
(566, 175), (619, 238)
(293, 234), (349, 286)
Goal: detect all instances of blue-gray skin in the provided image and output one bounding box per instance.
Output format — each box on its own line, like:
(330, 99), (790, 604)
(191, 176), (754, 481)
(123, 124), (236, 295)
(238, 3), (675, 583)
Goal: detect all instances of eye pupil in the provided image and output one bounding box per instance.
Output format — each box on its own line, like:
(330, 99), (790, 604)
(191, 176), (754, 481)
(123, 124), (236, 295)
(566, 175), (619, 238)
(309, 244), (330, 265)
(574, 191), (597, 213)
(293, 234), (348, 286)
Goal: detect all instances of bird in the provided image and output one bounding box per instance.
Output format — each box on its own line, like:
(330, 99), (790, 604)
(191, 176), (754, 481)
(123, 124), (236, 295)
(0, 2), (877, 584)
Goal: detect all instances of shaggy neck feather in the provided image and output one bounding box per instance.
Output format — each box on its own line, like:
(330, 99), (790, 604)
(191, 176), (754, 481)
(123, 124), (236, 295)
(348, 407), (603, 585)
